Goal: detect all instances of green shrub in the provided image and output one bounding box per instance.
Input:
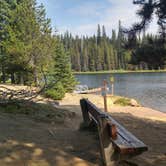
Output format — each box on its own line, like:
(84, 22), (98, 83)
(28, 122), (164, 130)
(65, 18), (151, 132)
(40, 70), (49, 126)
(114, 98), (131, 106)
(44, 82), (65, 100)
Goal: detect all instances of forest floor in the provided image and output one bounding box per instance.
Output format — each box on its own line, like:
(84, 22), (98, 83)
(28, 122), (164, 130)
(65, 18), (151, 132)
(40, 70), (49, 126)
(0, 85), (166, 166)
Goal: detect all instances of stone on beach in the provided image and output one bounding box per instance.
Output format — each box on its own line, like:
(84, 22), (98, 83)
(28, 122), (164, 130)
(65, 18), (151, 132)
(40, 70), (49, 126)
(130, 99), (140, 107)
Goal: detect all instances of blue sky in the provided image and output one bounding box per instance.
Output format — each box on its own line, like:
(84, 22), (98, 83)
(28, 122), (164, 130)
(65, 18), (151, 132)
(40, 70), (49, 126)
(36, 0), (158, 36)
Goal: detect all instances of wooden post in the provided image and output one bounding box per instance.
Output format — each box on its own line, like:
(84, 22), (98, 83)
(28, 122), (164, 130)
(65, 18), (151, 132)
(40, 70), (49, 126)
(98, 117), (117, 166)
(110, 76), (114, 96)
(102, 80), (108, 112)
(111, 83), (114, 96)
(80, 99), (91, 124)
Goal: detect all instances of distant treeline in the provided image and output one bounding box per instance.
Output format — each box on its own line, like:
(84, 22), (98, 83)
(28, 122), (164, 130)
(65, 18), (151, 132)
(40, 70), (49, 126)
(61, 22), (166, 72)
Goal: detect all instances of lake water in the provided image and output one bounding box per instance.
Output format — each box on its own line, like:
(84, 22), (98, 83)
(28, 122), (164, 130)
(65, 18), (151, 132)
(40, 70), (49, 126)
(75, 72), (166, 113)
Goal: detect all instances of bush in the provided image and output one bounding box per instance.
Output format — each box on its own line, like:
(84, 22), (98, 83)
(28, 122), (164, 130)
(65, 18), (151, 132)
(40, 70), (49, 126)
(44, 82), (65, 100)
(114, 97), (131, 106)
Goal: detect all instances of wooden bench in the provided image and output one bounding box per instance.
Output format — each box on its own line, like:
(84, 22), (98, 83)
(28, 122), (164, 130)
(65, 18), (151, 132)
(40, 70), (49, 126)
(80, 98), (148, 166)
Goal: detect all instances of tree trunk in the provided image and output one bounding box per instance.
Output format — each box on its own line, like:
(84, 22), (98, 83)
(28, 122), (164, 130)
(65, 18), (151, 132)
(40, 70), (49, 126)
(33, 67), (39, 87)
(11, 73), (15, 84)
(20, 73), (24, 85)
(1, 66), (6, 83)
(18, 72), (24, 85)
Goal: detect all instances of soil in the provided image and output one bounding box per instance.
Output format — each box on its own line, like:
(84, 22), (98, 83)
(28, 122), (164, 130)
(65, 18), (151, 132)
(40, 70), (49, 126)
(0, 90), (165, 166)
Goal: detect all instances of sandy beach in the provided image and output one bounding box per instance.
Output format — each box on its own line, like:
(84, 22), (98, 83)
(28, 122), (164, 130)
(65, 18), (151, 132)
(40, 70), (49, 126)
(60, 93), (166, 122)
(0, 88), (165, 166)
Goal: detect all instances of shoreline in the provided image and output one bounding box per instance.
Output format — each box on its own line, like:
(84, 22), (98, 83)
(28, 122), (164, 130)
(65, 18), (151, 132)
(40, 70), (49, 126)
(73, 69), (166, 75)
(0, 83), (165, 122)
(60, 93), (166, 122)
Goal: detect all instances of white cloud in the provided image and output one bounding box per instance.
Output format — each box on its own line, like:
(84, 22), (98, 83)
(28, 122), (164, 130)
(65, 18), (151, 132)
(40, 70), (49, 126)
(59, 0), (158, 36)
(68, 1), (104, 17)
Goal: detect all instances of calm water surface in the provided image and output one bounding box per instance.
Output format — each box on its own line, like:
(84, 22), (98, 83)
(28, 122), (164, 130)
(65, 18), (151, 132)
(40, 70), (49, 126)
(75, 72), (166, 113)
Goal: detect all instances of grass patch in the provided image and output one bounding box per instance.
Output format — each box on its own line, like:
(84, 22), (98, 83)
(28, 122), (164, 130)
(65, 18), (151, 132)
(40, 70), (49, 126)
(73, 69), (166, 75)
(0, 101), (76, 124)
(114, 97), (131, 106)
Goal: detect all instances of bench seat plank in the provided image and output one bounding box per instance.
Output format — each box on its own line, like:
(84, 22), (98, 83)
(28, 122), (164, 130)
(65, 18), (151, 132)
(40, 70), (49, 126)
(84, 99), (147, 152)
(80, 98), (148, 165)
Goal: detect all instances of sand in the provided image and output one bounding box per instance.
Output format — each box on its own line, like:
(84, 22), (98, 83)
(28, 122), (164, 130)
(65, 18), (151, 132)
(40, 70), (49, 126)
(60, 93), (166, 122)
(0, 87), (165, 166)
(59, 93), (166, 166)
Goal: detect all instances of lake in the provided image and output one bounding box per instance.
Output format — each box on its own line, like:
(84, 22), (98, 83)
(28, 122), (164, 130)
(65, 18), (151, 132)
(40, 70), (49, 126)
(75, 72), (166, 113)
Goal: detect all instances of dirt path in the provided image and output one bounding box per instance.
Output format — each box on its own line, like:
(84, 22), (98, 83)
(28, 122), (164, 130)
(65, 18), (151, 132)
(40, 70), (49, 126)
(0, 92), (165, 166)
(60, 93), (166, 166)
(0, 111), (100, 166)
(0, 106), (166, 166)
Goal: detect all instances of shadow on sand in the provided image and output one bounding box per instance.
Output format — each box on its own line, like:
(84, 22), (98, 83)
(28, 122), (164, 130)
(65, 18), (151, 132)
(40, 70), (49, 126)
(0, 103), (165, 166)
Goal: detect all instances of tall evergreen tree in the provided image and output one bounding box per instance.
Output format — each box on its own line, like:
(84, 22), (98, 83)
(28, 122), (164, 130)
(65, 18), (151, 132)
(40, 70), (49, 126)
(0, 0), (76, 99)
(97, 24), (101, 45)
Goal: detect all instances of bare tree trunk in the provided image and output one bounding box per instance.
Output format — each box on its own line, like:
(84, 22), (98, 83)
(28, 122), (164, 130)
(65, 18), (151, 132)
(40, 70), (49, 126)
(34, 67), (39, 87)
(11, 73), (15, 84)
(18, 72), (24, 85)
(2, 66), (6, 83)
(20, 74), (24, 85)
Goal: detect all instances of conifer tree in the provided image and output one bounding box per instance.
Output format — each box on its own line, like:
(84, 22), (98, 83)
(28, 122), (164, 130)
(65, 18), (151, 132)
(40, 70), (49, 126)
(0, 0), (14, 83)
(0, 0), (76, 99)
(97, 24), (101, 45)
(50, 40), (76, 92)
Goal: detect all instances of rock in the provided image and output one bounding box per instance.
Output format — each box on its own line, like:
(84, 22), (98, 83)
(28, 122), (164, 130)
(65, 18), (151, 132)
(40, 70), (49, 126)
(130, 99), (140, 107)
